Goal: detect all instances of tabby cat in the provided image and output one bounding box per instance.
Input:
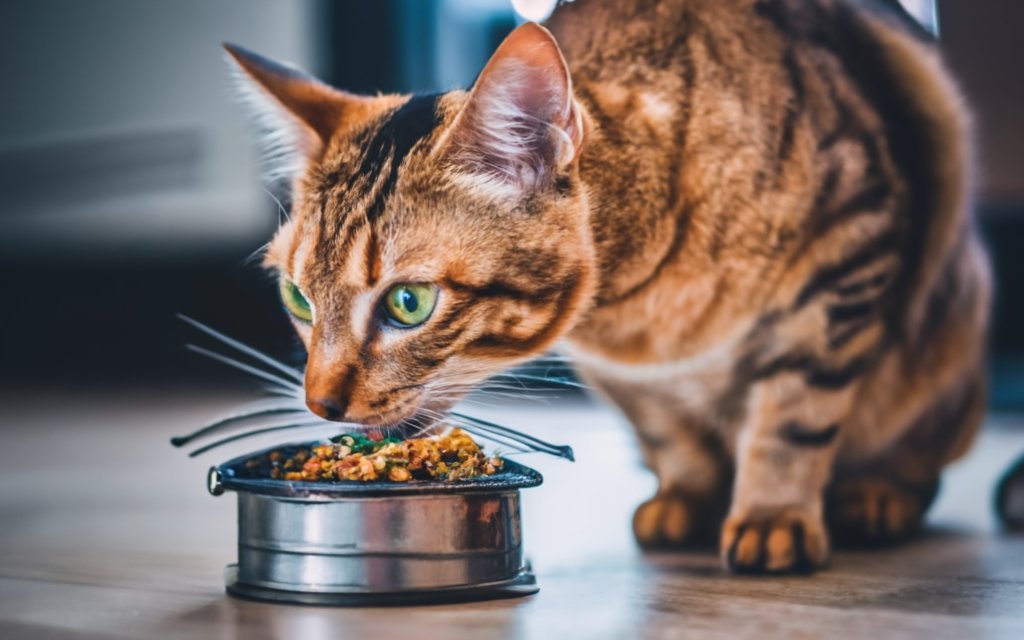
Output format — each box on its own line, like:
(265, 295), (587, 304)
(227, 0), (991, 574)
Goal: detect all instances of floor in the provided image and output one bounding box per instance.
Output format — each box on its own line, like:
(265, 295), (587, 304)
(1, 390), (1023, 640)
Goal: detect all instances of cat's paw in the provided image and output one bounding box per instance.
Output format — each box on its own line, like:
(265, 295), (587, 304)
(633, 492), (700, 549)
(827, 479), (929, 545)
(721, 507), (829, 574)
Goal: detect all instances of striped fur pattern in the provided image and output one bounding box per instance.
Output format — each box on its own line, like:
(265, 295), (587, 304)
(228, 0), (990, 574)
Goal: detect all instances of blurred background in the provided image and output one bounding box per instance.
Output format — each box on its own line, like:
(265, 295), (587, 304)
(1, 0), (1022, 408)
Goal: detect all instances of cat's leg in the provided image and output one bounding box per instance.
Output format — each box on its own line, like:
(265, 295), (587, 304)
(631, 422), (731, 549)
(826, 474), (939, 545)
(722, 373), (857, 573)
(592, 378), (730, 548)
(827, 370), (985, 544)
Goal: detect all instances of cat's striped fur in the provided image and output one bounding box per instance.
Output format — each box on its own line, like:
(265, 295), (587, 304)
(228, 0), (990, 573)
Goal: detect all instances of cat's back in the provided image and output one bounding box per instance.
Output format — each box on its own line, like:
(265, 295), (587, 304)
(547, 0), (705, 79)
(548, 0), (937, 95)
(557, 0), (982, 373)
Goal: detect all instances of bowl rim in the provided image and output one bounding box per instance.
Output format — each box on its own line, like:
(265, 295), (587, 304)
(213, 441), (544, 498)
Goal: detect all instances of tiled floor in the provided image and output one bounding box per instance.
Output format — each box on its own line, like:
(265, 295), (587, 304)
(0, 391), (1022, 639)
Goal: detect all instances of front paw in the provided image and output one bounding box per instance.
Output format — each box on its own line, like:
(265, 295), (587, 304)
(633, 492), (700, 549)
(827, 478), (933, 545)
(721, 507), (829, 574)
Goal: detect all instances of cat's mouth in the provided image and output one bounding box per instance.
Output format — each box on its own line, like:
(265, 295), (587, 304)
(353, 400), (454, 439)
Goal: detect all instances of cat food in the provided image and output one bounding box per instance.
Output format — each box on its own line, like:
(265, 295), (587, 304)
(264, 428), (504, 483)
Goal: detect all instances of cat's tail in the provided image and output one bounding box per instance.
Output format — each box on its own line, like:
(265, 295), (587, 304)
(850, 2), (990, 346)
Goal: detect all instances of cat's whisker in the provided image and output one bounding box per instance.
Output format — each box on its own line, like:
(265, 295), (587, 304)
(422, 375), (555, 406)
(178, 314), (305, 384)
(187, 420), (342, 457)
(262, 185), (292, 226)
(185, 344), (302, 391)
(450, 411), (575, 461)
(388, 405), (546, 458)
(494, 450), (553, 458)
(470, 390), (552, 405)
(457, 396), (515, 410)
(477, 382), (560, 394)
(525, 351), (574, 362)
(244, 241), (272, 266)
(430, 374), (552, 395)
(491, 371), (592, 391)
(261, 385), (305, 400)
(170, 403), (311, 448)
(515, 361), (574, 371)
(417, 410), (533, 454)
(507, 367), (574, 379)
(401, 408), (452, 440)
(442, 418), (536, 456)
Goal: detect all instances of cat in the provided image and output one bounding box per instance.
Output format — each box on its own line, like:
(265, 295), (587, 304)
(226, 0), (991, 574)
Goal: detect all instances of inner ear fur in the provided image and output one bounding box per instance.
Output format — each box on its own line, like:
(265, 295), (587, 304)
(440, 23), (586, 193)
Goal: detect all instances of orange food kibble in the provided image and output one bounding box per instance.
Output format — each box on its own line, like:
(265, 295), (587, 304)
(268, 429), (499, 484)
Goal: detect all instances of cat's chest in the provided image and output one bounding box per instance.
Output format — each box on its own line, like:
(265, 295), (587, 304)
(562, 333), (744, 421)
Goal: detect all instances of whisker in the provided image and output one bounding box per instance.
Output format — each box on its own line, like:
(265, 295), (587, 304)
(186, 344), (301, 391)
(178, 314), (304, 384)
(170, 404), (311, 448)
(466, 393), (551, 408)
(262, 385), (304, 400)
(448, 423), (537, 455)
(456, 428), (532, 454)
(473, 389), (553, 402)
(244, 241), (271, 266)
(410, 407), (541, 457)
(262, 185), (292, 225)
(188, 420), (341, 457)
(477, 381), (564, 392)
(492, 372), (591, 391)
(496, 450), (556, 458)
(431, 415), (533, 455)
(450, 411), (575, 461)
(522, 353), (574, 363)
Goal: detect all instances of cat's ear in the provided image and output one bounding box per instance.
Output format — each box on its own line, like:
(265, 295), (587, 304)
(224, 43), (365, 181)
(442, 23), (585, 197)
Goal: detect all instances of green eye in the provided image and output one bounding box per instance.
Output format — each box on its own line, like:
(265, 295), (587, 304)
(384, 283), (438, 328)
(279, 279), (313, 323)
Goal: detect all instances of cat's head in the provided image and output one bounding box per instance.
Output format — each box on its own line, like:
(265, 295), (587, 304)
(228, 24), (595, 427)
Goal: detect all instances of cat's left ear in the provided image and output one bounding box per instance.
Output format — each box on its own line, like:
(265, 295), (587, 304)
(224, 43), (368, 181)
(441, 23), (585, 196)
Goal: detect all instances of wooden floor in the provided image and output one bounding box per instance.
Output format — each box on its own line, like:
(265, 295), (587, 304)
(1, 391), (1023, 639)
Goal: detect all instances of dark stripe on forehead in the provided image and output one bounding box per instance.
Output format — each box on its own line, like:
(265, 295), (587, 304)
(314, 93), (444, 268)
(354, 92), (444, 221)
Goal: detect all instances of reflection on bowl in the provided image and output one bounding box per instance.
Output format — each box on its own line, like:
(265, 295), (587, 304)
(210, 443), (543, 605)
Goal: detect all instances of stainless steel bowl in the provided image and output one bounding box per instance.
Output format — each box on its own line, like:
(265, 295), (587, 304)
(208, 443), (543, 605)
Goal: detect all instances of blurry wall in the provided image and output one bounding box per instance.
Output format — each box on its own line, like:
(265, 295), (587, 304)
(940, 0), (1024, 205)
(0, 0), (329, 262)
(937, 0), (1024, 406)
(0, 0), (333, 391)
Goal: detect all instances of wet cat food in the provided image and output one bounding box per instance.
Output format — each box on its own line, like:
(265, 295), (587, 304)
(260, 428), (504, 483)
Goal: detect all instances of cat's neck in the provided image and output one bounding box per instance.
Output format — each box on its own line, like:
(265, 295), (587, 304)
(573, 86), (689, 308)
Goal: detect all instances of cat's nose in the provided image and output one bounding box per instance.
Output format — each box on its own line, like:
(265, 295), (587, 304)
(304, 344), (353, 422)
(307, 396), (347, 422)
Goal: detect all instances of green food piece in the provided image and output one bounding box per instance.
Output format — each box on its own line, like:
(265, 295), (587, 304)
(329, 433), (401, 454)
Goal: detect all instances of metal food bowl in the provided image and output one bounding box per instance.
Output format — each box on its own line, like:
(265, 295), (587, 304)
(207, 443), (543, 606)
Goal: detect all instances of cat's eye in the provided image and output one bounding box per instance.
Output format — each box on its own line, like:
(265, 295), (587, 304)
(384, 283), (438, 328)
(279, 279), (313, 323)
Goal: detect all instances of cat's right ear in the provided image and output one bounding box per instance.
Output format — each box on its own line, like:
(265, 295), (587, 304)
(224, 43), (365, 181)
(439, 23), (585, 199)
